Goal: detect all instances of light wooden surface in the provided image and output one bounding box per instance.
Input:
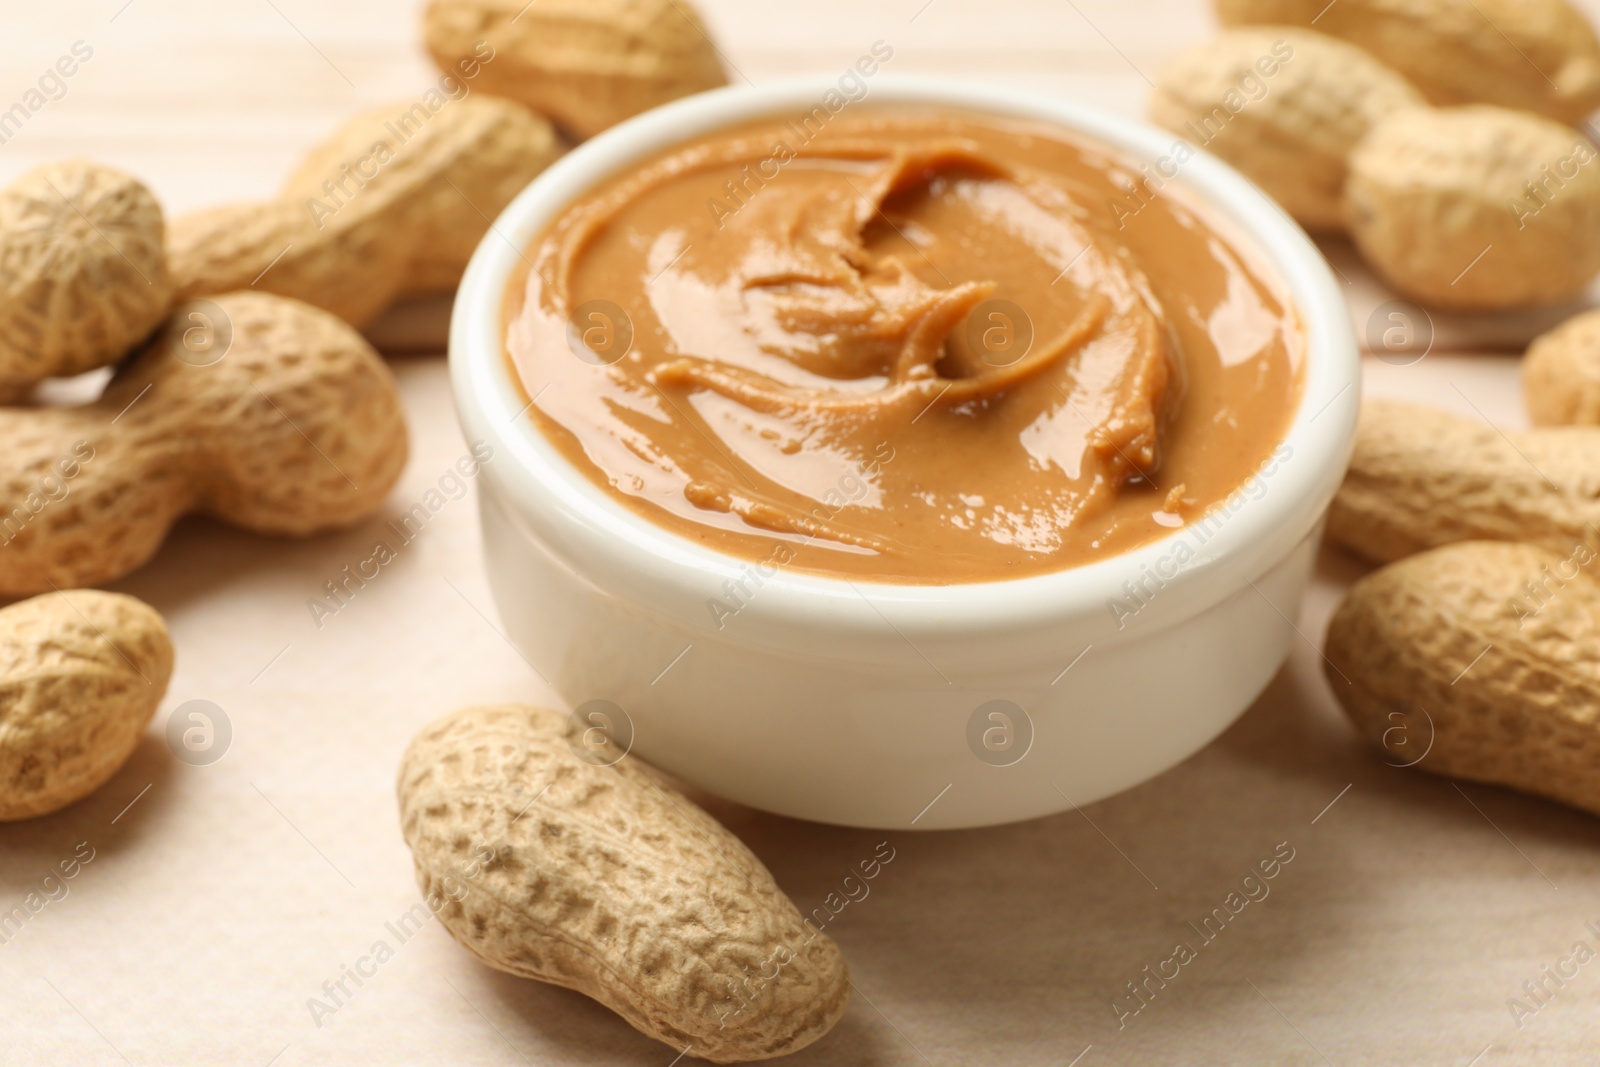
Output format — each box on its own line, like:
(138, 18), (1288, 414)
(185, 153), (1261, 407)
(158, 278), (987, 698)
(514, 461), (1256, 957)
(3, 3), (1599, 1065)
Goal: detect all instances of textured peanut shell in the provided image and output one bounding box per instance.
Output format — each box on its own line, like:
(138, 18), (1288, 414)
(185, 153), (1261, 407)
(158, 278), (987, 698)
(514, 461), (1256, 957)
(280, 95), (561, 297)
(0, 591), (173, 820)
(1326, 541), (1600, 817)
(423, 0), (728, 140)
(166, 201), (405, 331)
(1345, 106), (1600, 309)
(1524, 308), (1600, 426)
(0, 291), (408, 596)
(168, 95), (560, 327)
(1149, 28), (1424, 230)
(1327, 399), (1600, 565)
(0, 162), (172, 399)
(397, 705), (850, 1062)
(1216, 0), (1600, 123)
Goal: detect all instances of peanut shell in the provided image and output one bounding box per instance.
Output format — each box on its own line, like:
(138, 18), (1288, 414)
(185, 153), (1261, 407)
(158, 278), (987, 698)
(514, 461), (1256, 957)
(1345, 106), (1600, 309)
(1216, 0), (1600, 123)
(0, 290), (408, 596)
(396, 704), (850, 1063)
(1327, 399), (1600, 565)
(1524, 308), (1600, 426)
(1149, 28), (1424, 230)
(423, 0), (729, 140)
(169, 95), (560, 327)
(0, 161), (172, 399)
(1326, 540), (1600, 817)
(166, 200), (405, 331)
(0, 590), (174, 820)
(280, 94), (560, 297)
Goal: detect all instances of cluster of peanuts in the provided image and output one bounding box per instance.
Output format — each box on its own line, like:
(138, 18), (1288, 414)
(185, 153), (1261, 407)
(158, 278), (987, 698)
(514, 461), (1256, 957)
(0, 0), (733, 802)
(1157, 3), (1600, 823)
(0, 2), (855, 1062)
(1321, 310), (1600, 820)
(1153, 0), (1600, 310)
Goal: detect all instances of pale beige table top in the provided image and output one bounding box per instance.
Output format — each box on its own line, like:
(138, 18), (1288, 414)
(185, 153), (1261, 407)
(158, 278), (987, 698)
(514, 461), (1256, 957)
(4, 3), (1600, 1064)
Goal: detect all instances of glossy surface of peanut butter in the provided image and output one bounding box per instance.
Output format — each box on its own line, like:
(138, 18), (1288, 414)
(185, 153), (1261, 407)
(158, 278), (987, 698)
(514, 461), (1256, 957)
(506, 107), (1302, 583)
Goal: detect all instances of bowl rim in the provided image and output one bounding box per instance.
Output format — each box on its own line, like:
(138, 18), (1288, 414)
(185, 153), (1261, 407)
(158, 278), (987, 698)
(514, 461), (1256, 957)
(450, 74), (1360, 642)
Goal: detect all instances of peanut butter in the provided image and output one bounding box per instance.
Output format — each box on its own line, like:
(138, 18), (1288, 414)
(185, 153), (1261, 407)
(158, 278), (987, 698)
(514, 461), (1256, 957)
(505, 106), (1303, 583)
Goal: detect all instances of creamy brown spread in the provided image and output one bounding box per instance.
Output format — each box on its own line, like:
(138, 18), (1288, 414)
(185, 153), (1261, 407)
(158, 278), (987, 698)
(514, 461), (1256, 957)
(505, 106), (1303, 583)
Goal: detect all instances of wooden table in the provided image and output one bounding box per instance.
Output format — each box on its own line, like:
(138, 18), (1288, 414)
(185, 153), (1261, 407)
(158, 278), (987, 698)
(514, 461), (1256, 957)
(2, 2), (1598, 1064)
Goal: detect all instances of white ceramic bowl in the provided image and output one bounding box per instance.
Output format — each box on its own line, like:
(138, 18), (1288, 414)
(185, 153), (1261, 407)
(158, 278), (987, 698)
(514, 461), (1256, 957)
(450, 76), (1359, 830)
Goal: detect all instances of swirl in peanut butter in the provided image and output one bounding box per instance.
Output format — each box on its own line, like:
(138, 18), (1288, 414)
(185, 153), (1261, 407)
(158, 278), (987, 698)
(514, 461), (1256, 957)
(506, 107), (1302, 583)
